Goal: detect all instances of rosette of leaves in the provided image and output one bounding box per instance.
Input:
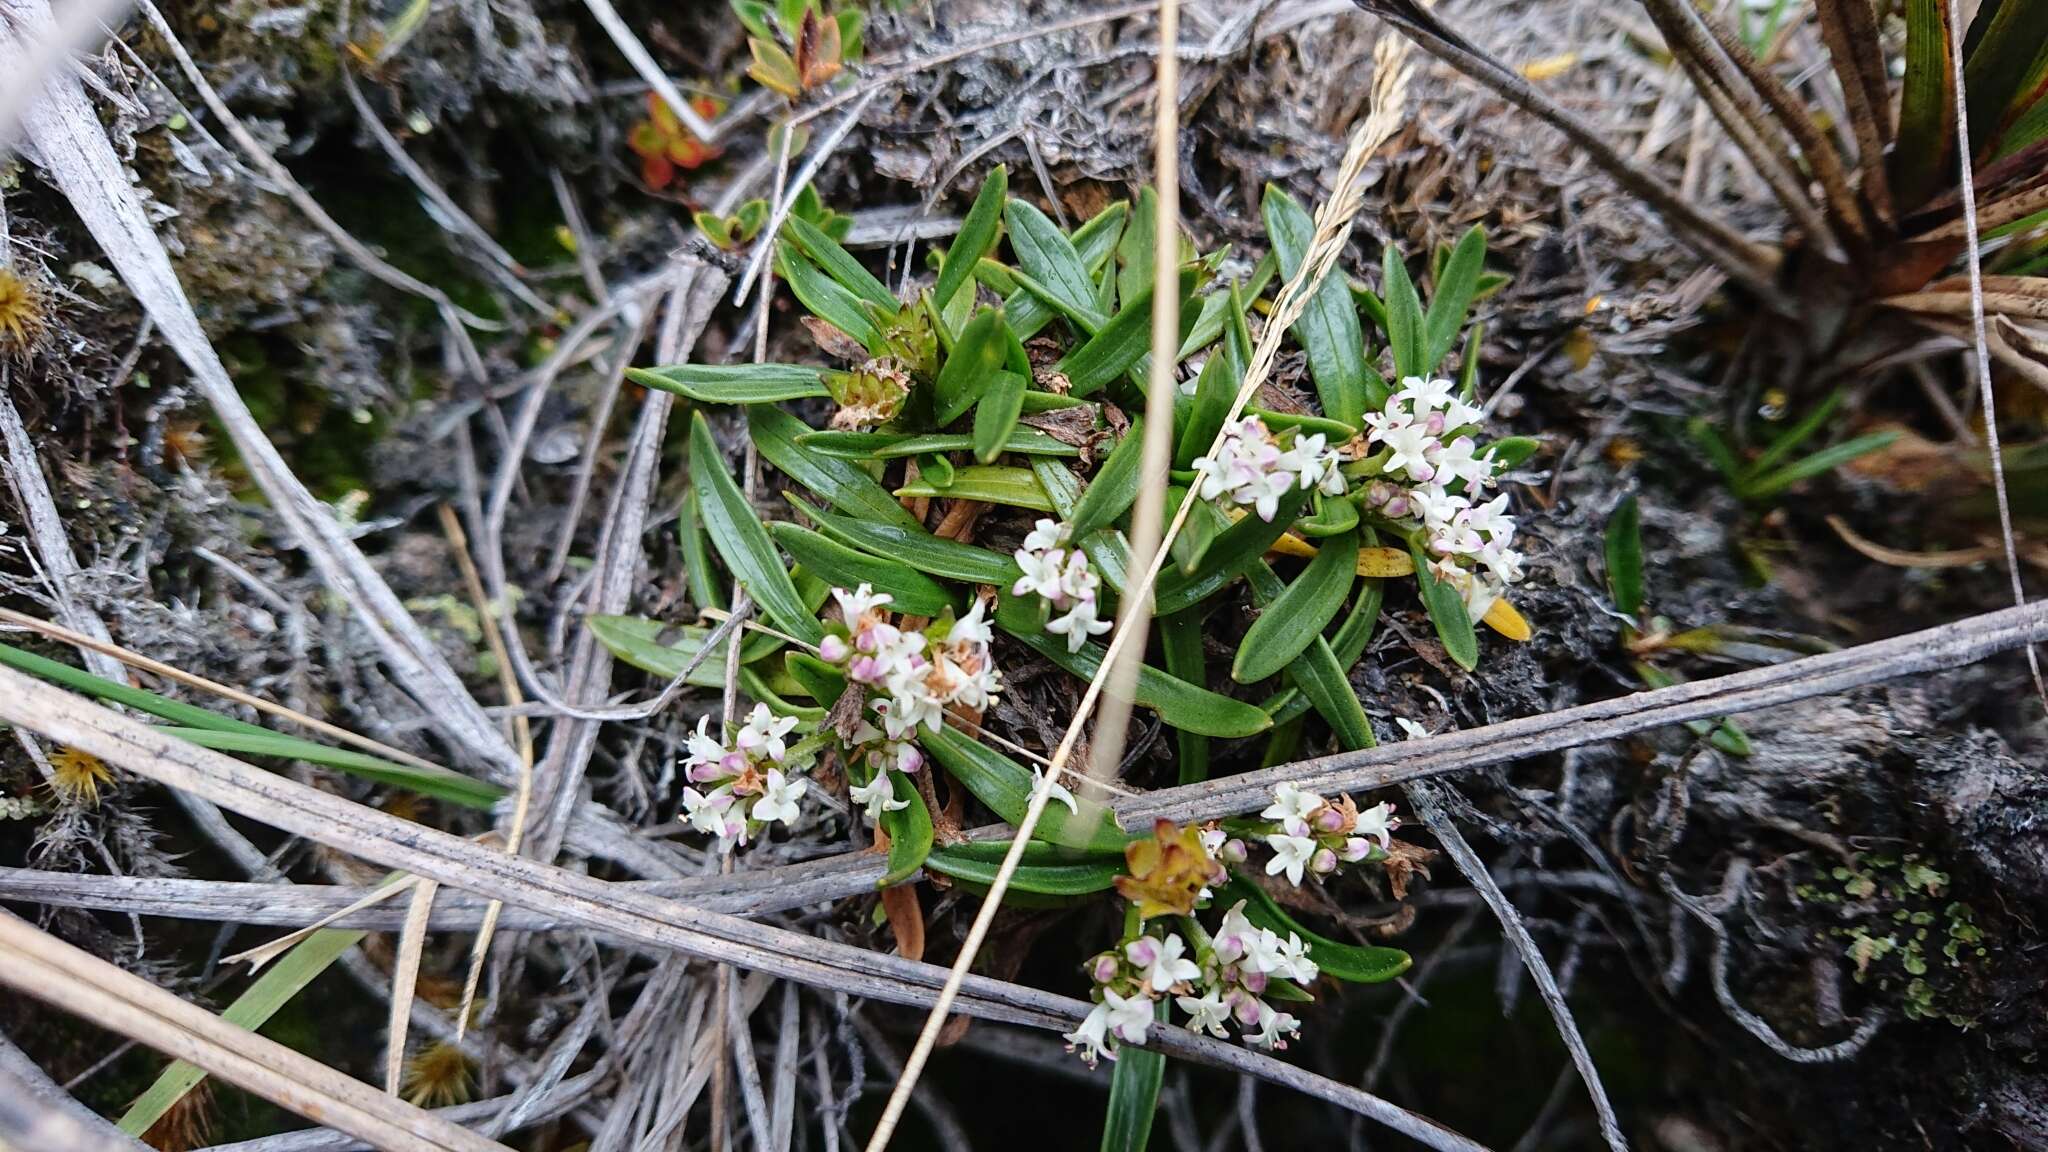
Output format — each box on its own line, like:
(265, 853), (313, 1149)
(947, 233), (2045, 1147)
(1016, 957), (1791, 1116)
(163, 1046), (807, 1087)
(734, 0), (864, 101)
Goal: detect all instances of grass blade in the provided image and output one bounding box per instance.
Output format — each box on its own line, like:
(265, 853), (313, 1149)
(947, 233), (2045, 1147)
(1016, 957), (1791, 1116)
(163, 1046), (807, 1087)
(691, 412), (825, 645)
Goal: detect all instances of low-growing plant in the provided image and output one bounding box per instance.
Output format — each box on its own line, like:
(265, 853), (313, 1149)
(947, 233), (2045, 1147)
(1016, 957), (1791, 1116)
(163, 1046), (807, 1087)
(734, 0), (864, 102)
(607, 165), (1546, 1091)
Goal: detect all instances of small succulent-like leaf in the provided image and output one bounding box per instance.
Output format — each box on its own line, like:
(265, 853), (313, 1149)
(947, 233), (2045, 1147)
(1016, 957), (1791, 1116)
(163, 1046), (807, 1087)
(935, 166), (1008, 312)
(932, 308), (1011, 425)
(627, 362), (827, 404)
(800, 426), (1075, 460)
(922, 844), (1125, 893)
(1100, 1001), (1168, 1152)
(1005, 200), (1104, 330)
(1410, 540), (1478, 671)
(1382, 244), (1427, 382)
(920, 724), (1128, 851)
(768, 522), (957, 617)
(783, 213), (897, 314)
(1244, 561), (1372, 750)
(777, 245), (881, 350)
(1605, 494), (1645, 616)
(973, 369), (1027, 463)
(1153, 491), (1309, 615)
(895, 465), (1054, 511)
(1234, 528), (1357, 683)
(784, 650), (847, 707)
(1174, 339), (1235, 469)
(690, 412), (824, 644)
(878, 773), (934, 888)
(1068, 417), (1146, 539)
(1424, 225), (1487, 372)
(1159, 609), (1210, 785)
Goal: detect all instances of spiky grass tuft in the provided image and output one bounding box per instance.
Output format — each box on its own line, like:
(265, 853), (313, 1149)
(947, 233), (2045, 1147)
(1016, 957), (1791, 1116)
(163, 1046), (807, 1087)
(46, 746), (113, 806)
(0, 267), (48, 358)
(401, 1041), (475, 1108)
(140, 1077), (215, 1152)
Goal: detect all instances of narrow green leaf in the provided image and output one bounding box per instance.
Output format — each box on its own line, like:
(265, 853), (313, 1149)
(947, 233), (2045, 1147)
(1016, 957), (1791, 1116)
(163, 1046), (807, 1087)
(789, 494), (1015, 584)
(1383, 244), (1427, 381)
(785, 651), (848, 707)
(1153, 491), (1308, 615)
(1410, 540), (1478, 671)
(879, 772), (934, 887)
(1005, 200), (1103, 329)
(690, 412), (824, 644)
(1223, 877), (1411, 983)
(935, 165), (1008, 311)
(800, 424), (1074, 461)
(768, 523), (957, 617)
(777, 246), (881, 351)
(896, 464), (1053, 511)
(626, 363), (827, 404)
(1053, 268), (1197, 396)
(1424, 225), (1487, 373)
(933, 308), (1012, 425)
(920, 723), (1129, 851)
(1330, 570), (1386, 667)
(1480, 435), (1541, 469)
(1244, 405), (1356, 442)
(1159, 609), (1210, 784)
(1234, 528), (1356, 683)
(1294, 492), (1359, 538)
(1073, 201), (1131, 272)
(1032, 458), (1130, 595)
(166, 729), (501, 810)
(1177, 251), (1275, 361)
(587, 615), (792, 684)
(1605, 494), (1645, 617)
(783, 213), (898, 314)
(996, 595), (1272, 739)
(120, 925), (369, 1135)
(1068, 418), (1145, 539)
(747, 406), (923, 531)
(1116, 186), (1157, 310)
(1963, 0), (2048, 154)
(973, 370), (1028, 463)
(680, 488), (726, 611)
(923, 846), (1125, 894)
(1741, 430), (1902, 500)
(1101, 1001), (1168, 1152)
(1174, 341), (1235, 469)
(0, 640), (259, 734)
(1746, 388), (1846, 479)
(1894, 0), (1957, 210)
(1244, 561), (1372, 750)
(1262, 184), (1370, 426)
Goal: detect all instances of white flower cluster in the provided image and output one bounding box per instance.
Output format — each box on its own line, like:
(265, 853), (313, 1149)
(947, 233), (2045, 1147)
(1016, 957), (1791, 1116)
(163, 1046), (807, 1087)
(1064, 907), (1318, 1065)
(679, 704), (809, 852)
(1362, 376), (1525, 619)
(817, 584), (1001, 742)
(1258, 782), (1398, 886)
(1011, 519), (1112, 653)
(1194, 416), (1347, 522)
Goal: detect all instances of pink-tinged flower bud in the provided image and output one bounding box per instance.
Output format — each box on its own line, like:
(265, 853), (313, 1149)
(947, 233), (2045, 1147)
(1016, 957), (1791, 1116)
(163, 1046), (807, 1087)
(1220, 838), (1248, 863)
(1231, 989), (1265, 1024)
(818, 635), (850, 663)
(848, 656), (882, 683)
(855, 627), (882, 653)
(1125, 938), (1159, 967)
(1384, 494), (1411, 518)
(1313, 806), (1345, 833)
(897, 745), (924, 774)
(1311, 848), (1338, 875)
(1410, 462), (1436, 483)
(1091, 955), (1121, 984)
(1365, 480), (1393, 507)
(1239, 968), (1269, 994)
(1424, 412), (1446, 435)
(687, 761), (724, 784)
(1339, 836), (1372, 863)
(720, 751), (748, 775)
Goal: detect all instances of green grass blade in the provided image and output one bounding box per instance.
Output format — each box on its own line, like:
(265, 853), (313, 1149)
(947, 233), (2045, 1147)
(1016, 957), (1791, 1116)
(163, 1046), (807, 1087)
(626, 363), (827, 404)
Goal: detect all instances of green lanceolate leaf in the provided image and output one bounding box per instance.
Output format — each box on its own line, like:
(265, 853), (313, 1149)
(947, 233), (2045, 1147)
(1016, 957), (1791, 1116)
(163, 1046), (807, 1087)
(1006, 200), (1104, 330)
(1382, 244), (1427, 381)
(1101, 1001), (1168, 1152)
(800, 425), (1075, 460)
(1159, 609), (1210, 785)
(923, 844), (1125, 894)
(920, 724), (1128, 851)
(1116, 186), (1158, 309)
(936, 166), (1008, 311)
(626, 363), (827, 404)
(974, 369), (1028, 463)
(1605, 494), (1644, 616)
(933, 308), (1011, 425)
(120, 924), (370, 1136)
(1894, 0), (1957, 211)
(788, 494), (1015, 584)
(1244, 561), (1372, 750)
(896, 465), (1053, 511)
(1481, 435), (1540, 469)
(1424, 225), (1487, 373)
(879, 773), (934, 887)
(1410, 539), (1478, 671)
(1746, 387), (1845, 479)
(768, 523), (957, 617)
(680, 489), (726, 610)
(785, 651), (848, 707)
(1154, 491), (1308, 615)
(1962, 0), (2048, 156)
(1245, 405), (1356, 442)
(1032, 458), (1131, 595)
(1223, 877), (1411, 983)
(1740, 430), (1902, 501)
(995, 595), (1272, 739)
(1053, 268), (1198, 397)
(1263, 184), (1372, 425)
(747, 405), (924, 531)
(1177, 251), (1275, 361)
(690, 413), (825, 645)
(1295, 491), (1359, 537)
(587, 615), (789, 685)
(1174, 342), (1235, 469)
(1234, 527), (1357, 683)
(778, 246), (881, 351)
(1068, 418), (1145, 539)
(783, 213), (898, 314)
(166, 729), (501, 810)
(1073, 201), (1131, 272)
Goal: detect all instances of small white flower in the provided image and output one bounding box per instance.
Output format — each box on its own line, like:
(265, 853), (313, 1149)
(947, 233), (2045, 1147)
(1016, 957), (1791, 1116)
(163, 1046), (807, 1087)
(1065, 1000), (1116, 1066)
(1458, 493), (1516, 542)
(850, 773), (909, 823)
(1198, 826), (1227, 857)
(946, 600), (994, 649)
(1023, 518), (1068, 553)
(1102, 988), (1155, 1045)
(831, 583), (893, 623)
(1012, 547), (1069, 600)
(1375, 420), (1438, 480)
(1247, 1006), (1300, 1050)
(1213, 901), (1259, 966)
(1032, 767), (1078, 813)
(1127, 933), (1202, 994)
(1263, 833), (1318, 886)
(735, 703), (799, 761)
(1267, 932), (1318, 984)
(1261, 783), (1324, 831)
(751, 769), (807, 826)
(1045, 598), (1112, 653)
(683, 716), (726, 773)
(1177, 989), (1232, 1038)
(1356, 801), (1399, 851)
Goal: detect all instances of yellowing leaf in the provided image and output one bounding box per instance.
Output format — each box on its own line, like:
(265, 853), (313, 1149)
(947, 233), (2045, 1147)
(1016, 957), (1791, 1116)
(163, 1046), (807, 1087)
(1482, 597), (1532, 641)
(1267, 532), (1319, 559)
(1520, 52), (1577, 81)
(1356, 547), (1415, 578)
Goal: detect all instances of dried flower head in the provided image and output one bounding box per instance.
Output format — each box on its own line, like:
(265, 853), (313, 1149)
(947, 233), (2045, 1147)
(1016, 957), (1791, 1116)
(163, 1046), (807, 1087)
(401, 1041), (475, 1108)
(1114, 819), (1225, 919)
(0, 266), (49, 359)
(47, 746), (113, 806)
